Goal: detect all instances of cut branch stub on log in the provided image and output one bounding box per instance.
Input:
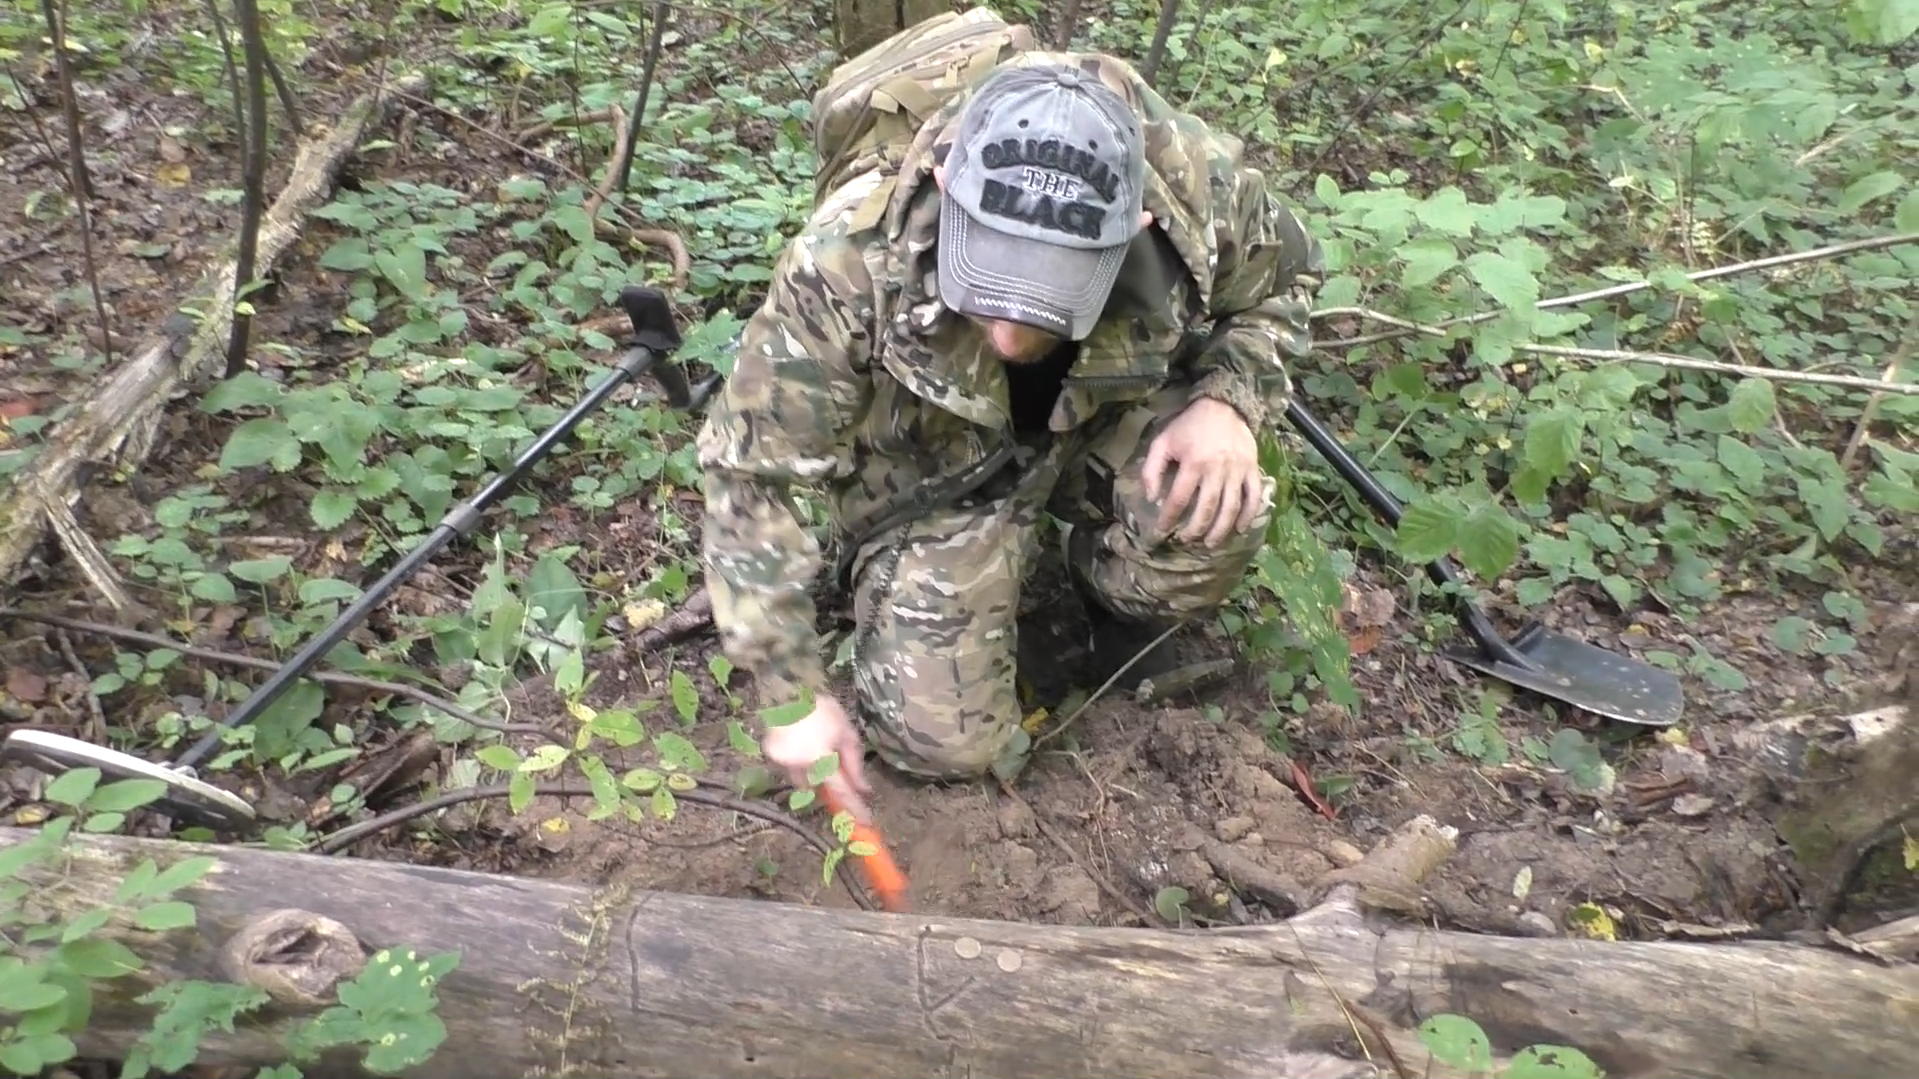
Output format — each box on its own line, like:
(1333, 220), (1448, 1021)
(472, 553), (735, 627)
(0, 73), (425, 601)
(4, 826), (1914, 1079)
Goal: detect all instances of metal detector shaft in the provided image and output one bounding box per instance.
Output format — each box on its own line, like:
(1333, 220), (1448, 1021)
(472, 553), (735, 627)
(177, 294), (686, 769)
(1282, 398), (1538, 672)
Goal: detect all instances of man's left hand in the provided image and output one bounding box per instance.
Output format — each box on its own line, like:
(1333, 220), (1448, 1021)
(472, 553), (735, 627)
(1140, 397), (1265, 549)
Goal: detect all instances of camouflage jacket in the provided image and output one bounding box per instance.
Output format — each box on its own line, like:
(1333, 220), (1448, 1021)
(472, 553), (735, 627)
(695, 51), (1325, 714)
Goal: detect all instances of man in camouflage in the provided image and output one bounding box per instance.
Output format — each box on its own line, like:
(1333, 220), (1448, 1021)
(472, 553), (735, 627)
(696, 52), (1324, 819)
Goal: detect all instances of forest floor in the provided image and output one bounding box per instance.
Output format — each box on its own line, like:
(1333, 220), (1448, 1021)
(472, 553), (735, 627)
(2, 0), (1914, 1027)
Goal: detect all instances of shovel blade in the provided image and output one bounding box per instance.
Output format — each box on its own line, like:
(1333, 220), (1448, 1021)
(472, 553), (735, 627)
(1442, 626), (1685, 727)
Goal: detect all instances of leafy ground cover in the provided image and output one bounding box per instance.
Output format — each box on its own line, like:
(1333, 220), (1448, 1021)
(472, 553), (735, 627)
(1, 0), (1915, 1068)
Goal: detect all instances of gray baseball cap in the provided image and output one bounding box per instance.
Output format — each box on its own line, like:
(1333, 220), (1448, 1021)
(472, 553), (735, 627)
(936, 63), (1148, 342)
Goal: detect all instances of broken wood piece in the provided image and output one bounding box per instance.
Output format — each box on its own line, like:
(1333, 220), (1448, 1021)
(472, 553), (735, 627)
(0, 73), (426, 590)
(8, 826), (1915, 1079)
(630, 585), (713, 651)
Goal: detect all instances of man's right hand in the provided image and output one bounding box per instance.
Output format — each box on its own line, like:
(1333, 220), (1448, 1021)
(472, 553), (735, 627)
(761, 694), (874, 824)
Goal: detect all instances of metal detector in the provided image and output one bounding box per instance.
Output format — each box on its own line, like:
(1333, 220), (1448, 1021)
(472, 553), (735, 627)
(1, 285), (720, 829)
(1284, 398), (1685, 727)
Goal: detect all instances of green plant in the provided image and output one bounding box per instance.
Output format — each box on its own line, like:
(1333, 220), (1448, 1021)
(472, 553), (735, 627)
(0, 769), (455, 1077)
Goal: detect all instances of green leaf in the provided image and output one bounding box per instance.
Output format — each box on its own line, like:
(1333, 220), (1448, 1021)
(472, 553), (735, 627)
(1394, 499), (1463, 563)
(1417, 1013), (1494, 1072)
(51, 936), (144, 979)
(311, 488), (358, 529)
(1716, 435), (1766, 490)
(1897, 189), (1919, 233)
(228, 556), (293, 584)
(218, 417), (299, 471)
(1504, 1043), (1605, 1079)
(1464, 250), (1540, 311)
(44, 767), (101, 808)
(198, 371), (286, 413)
(1399, 236), (1460, 288)
(759, 689), (815, 728)
(191, 573), (238, 604)
(654, 731), (708, 773)
(147, 855), (218, 897)
(0, 970), (67, 1012)
(669, 669), (700, 725)
(1153, 885), (1192, 923)
(474, 745), (522, 771)
(299, 578), (363, 606)
(1523, 409), (1584, 480)
(805, 752), (842, 787)
(1726, 378), (1777, 433)
(1456, 503), (1523, 580)
(132, 901), (198, 931)
(1836, 169), (1904, 215)
(1412, 186), (1477, 236)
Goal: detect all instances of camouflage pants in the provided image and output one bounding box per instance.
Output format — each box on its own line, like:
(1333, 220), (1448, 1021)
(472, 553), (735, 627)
(846, 381), (1277, 780)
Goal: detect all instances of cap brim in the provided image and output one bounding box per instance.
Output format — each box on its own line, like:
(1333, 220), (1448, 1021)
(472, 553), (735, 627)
(937, 200), (1125, 342)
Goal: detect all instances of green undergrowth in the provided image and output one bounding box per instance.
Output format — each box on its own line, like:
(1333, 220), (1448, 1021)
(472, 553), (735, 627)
(2, 0), (1914, 858)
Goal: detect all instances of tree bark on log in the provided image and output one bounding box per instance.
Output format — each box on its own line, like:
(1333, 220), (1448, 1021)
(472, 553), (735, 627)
(4, 827), (1914, 1079)
(0, 73), (424, 603)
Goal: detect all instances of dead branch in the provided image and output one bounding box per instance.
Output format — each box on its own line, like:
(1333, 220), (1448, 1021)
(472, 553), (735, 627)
(1516, 343), (1919, 395)
(1317, 231), (1919, 351)
(0, 605), (553, 741)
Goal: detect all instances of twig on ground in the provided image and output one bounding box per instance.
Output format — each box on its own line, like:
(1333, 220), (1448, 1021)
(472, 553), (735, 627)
(311, 779), (878, 911)
(51, 628), (105, 743)
(1315, 231), (1919, 351)
(0, 607), (555, 741)
(1515, 343), (1919, 395)
(1840, 309), (1919, 469)
(994, 776), (1155, 925)
(1031, 619), (1185, 751)
(632, 587), (714, 652)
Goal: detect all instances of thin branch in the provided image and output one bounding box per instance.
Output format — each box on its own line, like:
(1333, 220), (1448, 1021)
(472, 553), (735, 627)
(222, 0), (273, 380)
(1315, 232), (1919, 351)
(310, 779), (879, 910)
(1840, 309), (1919, 469)
(39, 0), (115, 372)
(1515, 343), (1919, 396)
(0, 607), (555, 740)
(612, 0), (670, 199)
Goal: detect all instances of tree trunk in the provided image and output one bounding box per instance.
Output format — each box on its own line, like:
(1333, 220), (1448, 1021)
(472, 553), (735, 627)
(833, 0), (953, 59)
(4, 827), (1914, 1079)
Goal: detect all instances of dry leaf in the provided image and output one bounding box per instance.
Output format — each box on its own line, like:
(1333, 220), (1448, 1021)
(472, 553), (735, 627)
(155, 161), (191, 187)
(157, 134), (187, 163)
(1341, 582), (1398, 627)
(5, 667), (48, 703)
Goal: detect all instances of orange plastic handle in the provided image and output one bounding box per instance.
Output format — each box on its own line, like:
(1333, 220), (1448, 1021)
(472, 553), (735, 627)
(821, 788), (911, 913)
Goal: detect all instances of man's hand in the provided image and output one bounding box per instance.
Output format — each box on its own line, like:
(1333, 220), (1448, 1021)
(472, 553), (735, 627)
(1140, 397), (1265, 549)
(761, 694), (874, 823)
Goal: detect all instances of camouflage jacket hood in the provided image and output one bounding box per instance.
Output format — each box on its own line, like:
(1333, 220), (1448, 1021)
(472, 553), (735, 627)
(694, 50), (1325, 713)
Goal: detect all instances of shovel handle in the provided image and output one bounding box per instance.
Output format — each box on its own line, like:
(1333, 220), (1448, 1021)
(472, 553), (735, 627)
(820, 788), (911, 913)
(1283, 399), (1539, 672)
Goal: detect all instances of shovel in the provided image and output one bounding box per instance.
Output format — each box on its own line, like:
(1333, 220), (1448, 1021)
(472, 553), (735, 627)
(1283, 398), (1684, 727)
(2, 286), (714, 828)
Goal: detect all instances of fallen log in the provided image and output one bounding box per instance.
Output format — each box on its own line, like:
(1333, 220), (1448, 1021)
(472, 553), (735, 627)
(0, 72), (424, 604)
(3, 825), (1913, 1079)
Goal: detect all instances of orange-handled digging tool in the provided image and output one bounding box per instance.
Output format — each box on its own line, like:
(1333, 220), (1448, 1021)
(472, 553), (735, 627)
(820, 787), (911, 913)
